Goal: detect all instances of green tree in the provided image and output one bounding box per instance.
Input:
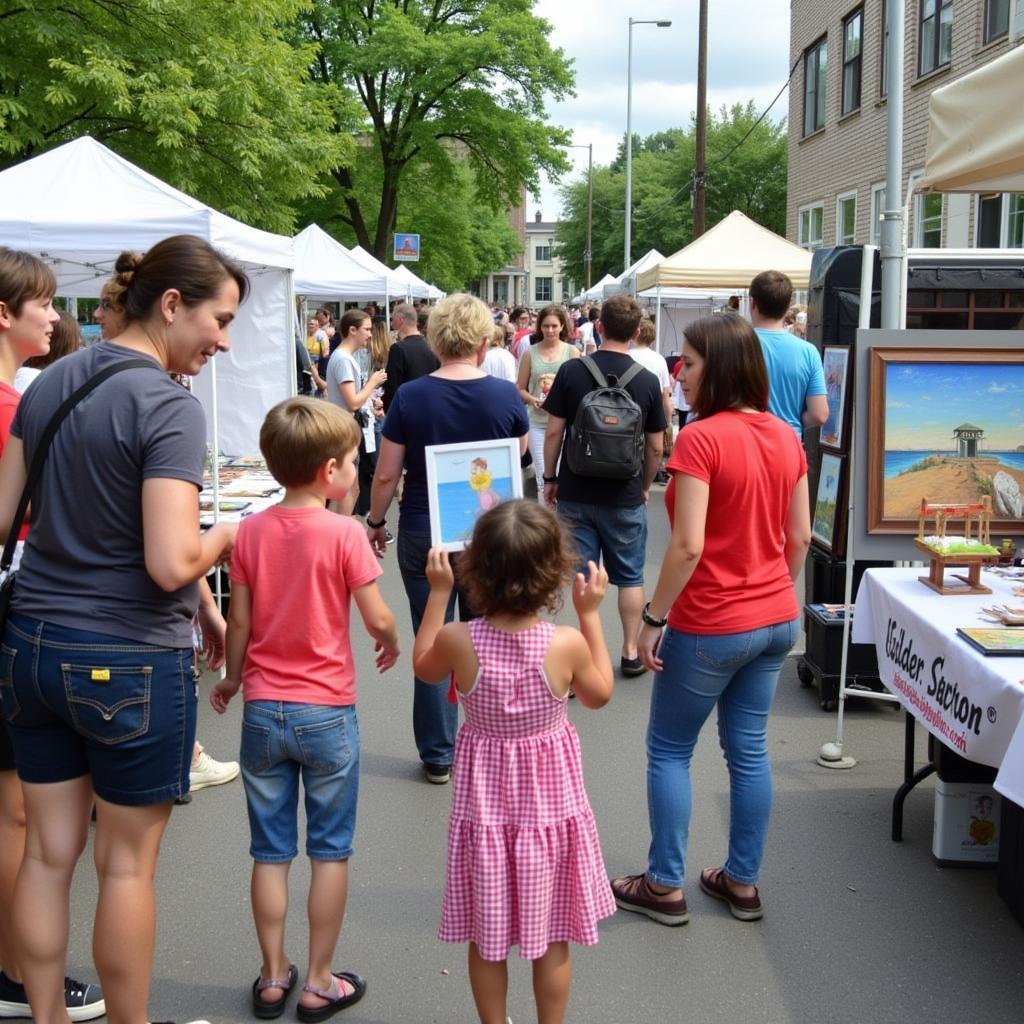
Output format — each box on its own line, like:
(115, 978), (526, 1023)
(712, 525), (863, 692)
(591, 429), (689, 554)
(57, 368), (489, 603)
(556, 103), (787, 284)
(0, 0), (351, 233)
(303, 0), (574, 261)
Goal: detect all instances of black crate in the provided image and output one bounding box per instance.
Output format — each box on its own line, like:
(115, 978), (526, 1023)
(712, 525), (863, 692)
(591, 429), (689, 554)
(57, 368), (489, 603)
(804, 547), (892, 606)
(798, 604), (884, 710)
(997, 797), (1024, 927)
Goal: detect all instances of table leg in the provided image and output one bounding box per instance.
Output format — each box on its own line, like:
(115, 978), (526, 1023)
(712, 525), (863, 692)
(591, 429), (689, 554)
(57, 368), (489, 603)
(892, 711), (936, 842)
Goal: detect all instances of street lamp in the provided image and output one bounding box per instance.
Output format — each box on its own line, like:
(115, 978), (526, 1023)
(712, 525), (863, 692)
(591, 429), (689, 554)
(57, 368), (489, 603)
(568, 143), (594, 290)
(625, 16), (672, 272)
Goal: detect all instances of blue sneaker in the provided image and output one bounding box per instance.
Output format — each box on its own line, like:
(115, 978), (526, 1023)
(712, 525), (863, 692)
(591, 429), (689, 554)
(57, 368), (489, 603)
(0, 970), (105, 1021)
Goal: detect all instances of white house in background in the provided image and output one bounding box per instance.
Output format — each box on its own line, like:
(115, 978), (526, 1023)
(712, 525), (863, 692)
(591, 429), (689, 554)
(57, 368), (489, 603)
(525, 211), (576, 308)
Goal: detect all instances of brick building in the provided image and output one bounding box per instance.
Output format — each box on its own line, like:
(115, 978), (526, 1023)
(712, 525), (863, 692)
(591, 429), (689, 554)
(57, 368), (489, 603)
(788, 1), (1022, 252)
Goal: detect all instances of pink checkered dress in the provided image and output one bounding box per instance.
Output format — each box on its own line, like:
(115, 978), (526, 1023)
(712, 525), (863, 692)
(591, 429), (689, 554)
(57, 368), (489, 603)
(438, 619), (616, 961)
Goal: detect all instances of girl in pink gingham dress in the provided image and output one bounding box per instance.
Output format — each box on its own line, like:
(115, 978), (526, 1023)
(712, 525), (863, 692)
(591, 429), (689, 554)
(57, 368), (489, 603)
(413, 500), (615, 1024)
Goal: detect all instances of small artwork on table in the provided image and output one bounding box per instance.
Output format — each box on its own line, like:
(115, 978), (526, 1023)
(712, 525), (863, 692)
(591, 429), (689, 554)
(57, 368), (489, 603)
(425, 437), (523, 552)
(812, 452), (844, 554)
(820, 345), (850, 450)
(868, 348), (1024, 534)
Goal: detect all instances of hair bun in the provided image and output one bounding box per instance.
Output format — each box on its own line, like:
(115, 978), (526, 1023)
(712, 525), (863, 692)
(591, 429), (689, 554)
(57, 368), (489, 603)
(113, 250), (144, 284)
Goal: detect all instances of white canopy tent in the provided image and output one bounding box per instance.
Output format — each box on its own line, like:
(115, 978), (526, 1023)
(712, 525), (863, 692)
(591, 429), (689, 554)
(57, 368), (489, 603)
(0, 136), (294, 456)
(572, 273), (618, 304)
(347, 245), (408, 297)
(636, 210), (812, 292)
(390, 263), (444, 301)
(918, 45), (1024, 194)
(604, 249), (664, 298)
(293, 224), (391, 299)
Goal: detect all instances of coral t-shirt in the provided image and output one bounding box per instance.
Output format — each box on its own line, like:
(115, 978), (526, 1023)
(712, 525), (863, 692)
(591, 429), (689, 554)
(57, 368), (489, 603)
(665, 410), (806, 634)
(0, 381), (29, 542)
(230, 505), (381, 705)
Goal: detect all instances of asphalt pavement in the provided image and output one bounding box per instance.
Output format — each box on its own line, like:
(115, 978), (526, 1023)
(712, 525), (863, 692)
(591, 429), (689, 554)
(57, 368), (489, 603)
(62, 485), (1023, 1024)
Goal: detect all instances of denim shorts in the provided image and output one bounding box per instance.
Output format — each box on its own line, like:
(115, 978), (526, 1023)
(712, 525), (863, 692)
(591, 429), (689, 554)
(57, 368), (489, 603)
(556, 499), (647, 587)
(0, 613), (196, 805)
(240, 701), (360, 863)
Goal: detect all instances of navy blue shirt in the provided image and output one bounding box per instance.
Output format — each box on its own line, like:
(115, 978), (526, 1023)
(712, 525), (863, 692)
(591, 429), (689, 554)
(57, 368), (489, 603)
(382, 374), (529, 533)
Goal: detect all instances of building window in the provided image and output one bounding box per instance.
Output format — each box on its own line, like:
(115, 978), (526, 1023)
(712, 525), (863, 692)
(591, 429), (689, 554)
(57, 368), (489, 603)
(915, 192), (943, 247)
(919, 0), (953, 77)
(535, 245), (552, 262)
(535, 277), (552, 302)
(870, 183), (886, 245)
(985, 0), (1010, 41)
(906, 289), (1024, 329)
(880, 0), (890, 96)
(798, 203), (824, 249)
(836, 191), (858, 244)
(842, 9), (863, 114)
(977, 193), (1024, 247)
(803, 36), (828, 136)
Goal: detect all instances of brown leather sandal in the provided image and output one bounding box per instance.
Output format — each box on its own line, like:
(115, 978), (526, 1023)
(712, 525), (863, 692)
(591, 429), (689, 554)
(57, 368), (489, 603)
(610, 872), (689, 926)
(699, 867), (763, 921)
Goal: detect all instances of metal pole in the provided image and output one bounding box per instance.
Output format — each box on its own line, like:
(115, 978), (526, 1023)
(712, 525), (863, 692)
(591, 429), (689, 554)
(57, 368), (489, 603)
(625, 17), (634, 273)
(693, 0), (708, 238)
(880, 0), (906, 328)
(586, 143), (594, 290)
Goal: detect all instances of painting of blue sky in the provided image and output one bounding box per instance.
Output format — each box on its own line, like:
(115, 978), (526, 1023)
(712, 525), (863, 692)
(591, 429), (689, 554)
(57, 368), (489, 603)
(885, 362), (1024, 451)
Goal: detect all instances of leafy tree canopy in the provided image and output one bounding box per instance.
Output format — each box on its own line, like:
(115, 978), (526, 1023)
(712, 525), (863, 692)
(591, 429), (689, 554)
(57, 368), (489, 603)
(0, 0), (352, 234)
(557, 103), (787, 285)
(304, 0), (574, 261)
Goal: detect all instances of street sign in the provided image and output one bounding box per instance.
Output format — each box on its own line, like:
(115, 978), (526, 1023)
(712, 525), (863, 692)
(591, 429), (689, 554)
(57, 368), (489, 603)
(393, 232), (420, 262)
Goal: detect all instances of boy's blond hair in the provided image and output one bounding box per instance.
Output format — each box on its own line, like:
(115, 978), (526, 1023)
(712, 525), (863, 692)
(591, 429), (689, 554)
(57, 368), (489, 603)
(259, 397), (361, 488)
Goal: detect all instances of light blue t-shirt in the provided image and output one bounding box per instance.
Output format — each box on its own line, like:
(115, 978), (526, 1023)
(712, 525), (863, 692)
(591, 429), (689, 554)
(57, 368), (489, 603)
(755, 328), (827, 437)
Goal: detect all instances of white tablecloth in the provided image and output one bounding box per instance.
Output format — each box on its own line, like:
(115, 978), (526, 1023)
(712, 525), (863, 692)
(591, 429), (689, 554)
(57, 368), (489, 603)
(853, 567), (1024, 804)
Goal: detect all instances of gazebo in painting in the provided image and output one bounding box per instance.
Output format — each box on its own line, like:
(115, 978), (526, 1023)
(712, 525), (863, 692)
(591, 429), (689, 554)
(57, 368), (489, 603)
(953, 423), (984, 457)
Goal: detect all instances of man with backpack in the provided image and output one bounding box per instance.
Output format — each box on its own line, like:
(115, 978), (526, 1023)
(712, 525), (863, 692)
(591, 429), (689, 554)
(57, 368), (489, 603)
(542, 294), (666, 677)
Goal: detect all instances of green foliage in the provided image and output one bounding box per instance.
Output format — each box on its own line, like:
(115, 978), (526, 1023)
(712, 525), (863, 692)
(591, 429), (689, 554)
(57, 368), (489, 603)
(0, 0), (352, 234)
(298, 160), (520, 293)
(304, 0), (574, 261)
(556, 103), (788, 285)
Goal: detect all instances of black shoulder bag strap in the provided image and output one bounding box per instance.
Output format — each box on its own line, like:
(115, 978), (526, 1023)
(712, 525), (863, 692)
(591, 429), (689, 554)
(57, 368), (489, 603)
(0, 358), (156, 574)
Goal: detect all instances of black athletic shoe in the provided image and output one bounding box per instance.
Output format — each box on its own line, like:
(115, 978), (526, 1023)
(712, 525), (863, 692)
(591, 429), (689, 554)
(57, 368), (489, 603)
(0, 970), (105, 1022)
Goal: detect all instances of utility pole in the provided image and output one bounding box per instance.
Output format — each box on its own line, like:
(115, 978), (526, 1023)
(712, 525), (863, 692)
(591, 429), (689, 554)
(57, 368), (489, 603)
(693, 0), (708, 238)
(586, 142), (593, 289)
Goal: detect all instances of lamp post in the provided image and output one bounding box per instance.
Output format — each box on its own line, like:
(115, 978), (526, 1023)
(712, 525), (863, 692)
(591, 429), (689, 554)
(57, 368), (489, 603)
(568, 143), (594, 289)
(625, 16), (672, 272)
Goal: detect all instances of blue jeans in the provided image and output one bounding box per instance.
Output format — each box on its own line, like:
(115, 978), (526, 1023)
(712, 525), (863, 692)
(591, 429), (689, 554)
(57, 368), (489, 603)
(396, 529), (473, 768)
(0, 612), (196, 805)
(645, 619), (798, 888)
(555, 500), (647, 587)
(240, 701), (360, 863)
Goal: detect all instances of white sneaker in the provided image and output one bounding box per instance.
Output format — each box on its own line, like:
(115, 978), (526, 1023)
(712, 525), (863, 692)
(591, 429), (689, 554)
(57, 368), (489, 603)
(189, 751), (240, 792)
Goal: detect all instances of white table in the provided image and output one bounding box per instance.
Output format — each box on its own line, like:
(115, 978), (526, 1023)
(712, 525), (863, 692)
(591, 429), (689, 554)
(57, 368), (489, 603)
(853, 567), (1024, 808)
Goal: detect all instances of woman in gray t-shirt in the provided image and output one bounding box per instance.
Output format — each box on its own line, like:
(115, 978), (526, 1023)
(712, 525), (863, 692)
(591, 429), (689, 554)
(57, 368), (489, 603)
(0, 235), (245, 1024)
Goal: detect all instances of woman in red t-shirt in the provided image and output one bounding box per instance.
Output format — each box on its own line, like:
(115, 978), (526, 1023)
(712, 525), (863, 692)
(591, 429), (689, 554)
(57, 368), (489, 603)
(611, 314), (811, 926)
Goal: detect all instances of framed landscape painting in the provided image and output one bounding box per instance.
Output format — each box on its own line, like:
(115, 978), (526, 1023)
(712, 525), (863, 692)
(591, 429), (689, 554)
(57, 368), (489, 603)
(867, 348), (1024, 534)
(812, 452), (844, 554)
(820, 345), (850, 451)
(424, 437), (523, 552)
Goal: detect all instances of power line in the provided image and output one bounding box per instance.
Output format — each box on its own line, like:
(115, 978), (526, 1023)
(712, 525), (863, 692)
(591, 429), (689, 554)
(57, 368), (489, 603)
(581, 53), (801, 221)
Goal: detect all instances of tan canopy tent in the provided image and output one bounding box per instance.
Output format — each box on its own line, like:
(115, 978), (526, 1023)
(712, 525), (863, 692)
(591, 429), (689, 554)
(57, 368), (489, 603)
(635, 210), (812, 292)
(919, 45), (1024, 193)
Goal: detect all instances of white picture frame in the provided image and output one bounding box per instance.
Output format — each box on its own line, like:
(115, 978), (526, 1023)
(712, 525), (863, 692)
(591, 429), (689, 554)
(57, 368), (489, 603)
(424, 437), (523, 552)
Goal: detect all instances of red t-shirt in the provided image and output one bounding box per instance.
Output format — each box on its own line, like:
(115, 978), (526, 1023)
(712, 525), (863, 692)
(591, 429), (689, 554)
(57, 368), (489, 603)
(230, 505), (382, 705)
(664, 410), (806, 634)
(0, 382), (29, 542)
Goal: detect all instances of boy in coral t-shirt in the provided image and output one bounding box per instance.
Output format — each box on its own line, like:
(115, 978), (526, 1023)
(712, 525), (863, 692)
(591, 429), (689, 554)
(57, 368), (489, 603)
(211, 397), (398, 1021)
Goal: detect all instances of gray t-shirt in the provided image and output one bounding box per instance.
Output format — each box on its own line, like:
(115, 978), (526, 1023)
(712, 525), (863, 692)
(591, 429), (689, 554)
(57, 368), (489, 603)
(11, 341), (206, 647)
(326, 347), (369, 418)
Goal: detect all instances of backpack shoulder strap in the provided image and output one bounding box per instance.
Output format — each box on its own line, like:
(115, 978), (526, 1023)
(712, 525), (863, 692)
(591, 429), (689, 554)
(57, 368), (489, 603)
(614, 361), (645, 390)
(580, 356), (607, 389)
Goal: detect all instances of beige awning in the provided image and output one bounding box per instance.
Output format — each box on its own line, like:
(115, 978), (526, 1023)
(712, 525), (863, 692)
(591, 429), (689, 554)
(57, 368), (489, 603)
(919, 45), (1024, 193)
(635, 210), (812, 292)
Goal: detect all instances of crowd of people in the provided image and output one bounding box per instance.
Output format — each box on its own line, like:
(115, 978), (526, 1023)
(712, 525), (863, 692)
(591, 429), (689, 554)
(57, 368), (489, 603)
(0, 240), (826, 1024)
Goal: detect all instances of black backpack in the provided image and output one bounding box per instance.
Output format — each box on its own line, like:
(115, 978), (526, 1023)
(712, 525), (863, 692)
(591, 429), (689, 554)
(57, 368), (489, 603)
(565, 357), (645, 479)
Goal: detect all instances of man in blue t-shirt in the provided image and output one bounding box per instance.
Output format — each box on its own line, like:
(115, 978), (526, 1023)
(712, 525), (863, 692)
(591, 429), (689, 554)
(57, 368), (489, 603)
(749, 270), (827, 437)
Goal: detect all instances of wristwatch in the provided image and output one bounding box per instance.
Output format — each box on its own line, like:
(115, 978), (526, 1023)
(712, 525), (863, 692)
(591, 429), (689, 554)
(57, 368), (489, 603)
(641, 602), (668, 628)
(366, 514), (387, 529)
(542, 474), (558, 484)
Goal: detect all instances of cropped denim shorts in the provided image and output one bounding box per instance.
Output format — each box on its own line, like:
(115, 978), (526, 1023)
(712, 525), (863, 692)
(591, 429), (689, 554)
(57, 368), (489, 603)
(240, 701), (360, 864)
(0, 612), (197, 805)
(556, 499), (648, 588)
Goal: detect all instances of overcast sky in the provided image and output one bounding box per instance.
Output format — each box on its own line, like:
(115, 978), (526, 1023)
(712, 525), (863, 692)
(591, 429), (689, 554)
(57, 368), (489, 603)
(529, 0), (791, 221)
